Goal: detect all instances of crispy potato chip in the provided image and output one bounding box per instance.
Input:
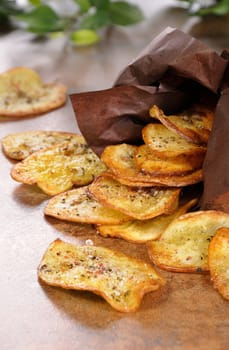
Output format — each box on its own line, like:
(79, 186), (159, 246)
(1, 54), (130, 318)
(88, 175), (180, 220)
(142, 123), (206, 159)
(96, 198), (198, 243)
(44, 186), (131, 224)
(101, 143), (138, 173)
(101, 144), (201, 188)
(101, 144), (157, 184)
(149, 105), (213, 145)
(135, 145), (204, 176)
(38, 239), (165, 312)
(141, 169), (203, 187)
(1, 131), (85, 160)
(107, 168), (203, 188)
(11, 142), (106, 195)
(0, 67), (67, 117)
(147, 210), (229, 273)
(103, 170), (159, 187)
(208, 227), (229, 300)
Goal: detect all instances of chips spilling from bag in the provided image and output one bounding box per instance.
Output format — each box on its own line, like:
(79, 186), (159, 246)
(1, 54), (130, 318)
(4, 100), (226, 308)
(0, 67), (67, 117)
(99, 104), (211, 188)
(147, 210), (229, 273)
(38, 239), (165, 312)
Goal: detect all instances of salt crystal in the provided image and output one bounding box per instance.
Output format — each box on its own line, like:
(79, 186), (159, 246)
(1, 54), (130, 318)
(85, 239), (94, 246)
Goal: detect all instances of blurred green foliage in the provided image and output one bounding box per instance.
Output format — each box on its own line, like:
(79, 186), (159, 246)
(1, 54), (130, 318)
(0, 0), (144, 45)
(177, 0), (229, 16)
(1, 1), (227, 45)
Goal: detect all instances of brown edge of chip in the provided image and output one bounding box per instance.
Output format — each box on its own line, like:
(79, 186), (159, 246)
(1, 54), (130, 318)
(208, 227), (229, 300)
(147, 249), (209, 274)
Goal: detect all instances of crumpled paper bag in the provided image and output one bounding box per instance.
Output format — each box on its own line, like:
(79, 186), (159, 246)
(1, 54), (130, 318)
(70, 27), (229, 212)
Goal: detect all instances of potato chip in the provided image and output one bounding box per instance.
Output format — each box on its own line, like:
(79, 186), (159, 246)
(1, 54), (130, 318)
(141, 169), (203, 187)
(101, 143), (138, 171)
(101, 144), (202, 188)
(44, 186), (131, 224)
(106, 168), (203, 188)
(101, 144), (157, 184)
(88, 175), (180, 220)
(96, 198), (198, 243)
(2, 131), (85, 160)
(142, 123), (206, 159)
(0, 67), (67, 117)
(103, 170), (159, 187)
(38, 239), (165, 312)
(147, 210), (229, 273)
(135, 145), (204, 176)
(208, 227), (229, 300)
(149, 105), (213, 144)
(11, 142), (106, 195)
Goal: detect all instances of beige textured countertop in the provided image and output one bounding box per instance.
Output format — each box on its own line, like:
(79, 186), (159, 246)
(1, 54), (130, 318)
(0, 2), (228, 349)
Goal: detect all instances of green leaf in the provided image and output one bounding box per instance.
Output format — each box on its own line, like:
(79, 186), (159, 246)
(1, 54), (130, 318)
(194, 0), (229, 15)
(0, 0), (24, 27)
(74, 0), (91, 13)
(80, 10), (110, 29)
(70, 29), (100, 45)
(0, 0), (22, 15)
(28, 0), (42, 6)
(109, 1), (144, 26)
(0, 12), (10, 26)
(90, 0), (110, 10)
(14, 5), (64, 34)
(176, 0), (229, 16)
(176, 0), (193, 3)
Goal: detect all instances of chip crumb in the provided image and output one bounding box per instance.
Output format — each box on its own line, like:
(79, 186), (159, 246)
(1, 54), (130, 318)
(85, 239), (94, 246)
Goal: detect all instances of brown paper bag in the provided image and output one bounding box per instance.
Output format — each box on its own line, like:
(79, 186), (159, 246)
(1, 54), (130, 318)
(70, 27), (229, 212)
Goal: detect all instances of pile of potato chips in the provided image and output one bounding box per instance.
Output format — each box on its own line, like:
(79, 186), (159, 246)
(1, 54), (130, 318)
(2, 103), (229, 311)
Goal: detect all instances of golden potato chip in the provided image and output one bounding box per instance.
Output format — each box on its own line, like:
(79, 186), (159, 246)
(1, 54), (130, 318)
(208, 227), (229, 300)
(101, 143), (138, 172)
(0, 67), (67, 117)
(107, 168), (203, 188)
(88, 175), (180, 220)
(38, 239), (165, 312)
(135, 145), (204, 176)
(149, 105), (213, 145)
(147, 210), (229, 273)
(142, 123), (206, 159)
(141, 169), (203, 187)
(11, 142), (106, 195)
(96, 198), (198, 243)
(101, 142), (203, 188)
(44, 186), (131, 224)
(2, 131), (85, 160)
(103, 170), (159, 187)
(101, 144), (157, 184)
